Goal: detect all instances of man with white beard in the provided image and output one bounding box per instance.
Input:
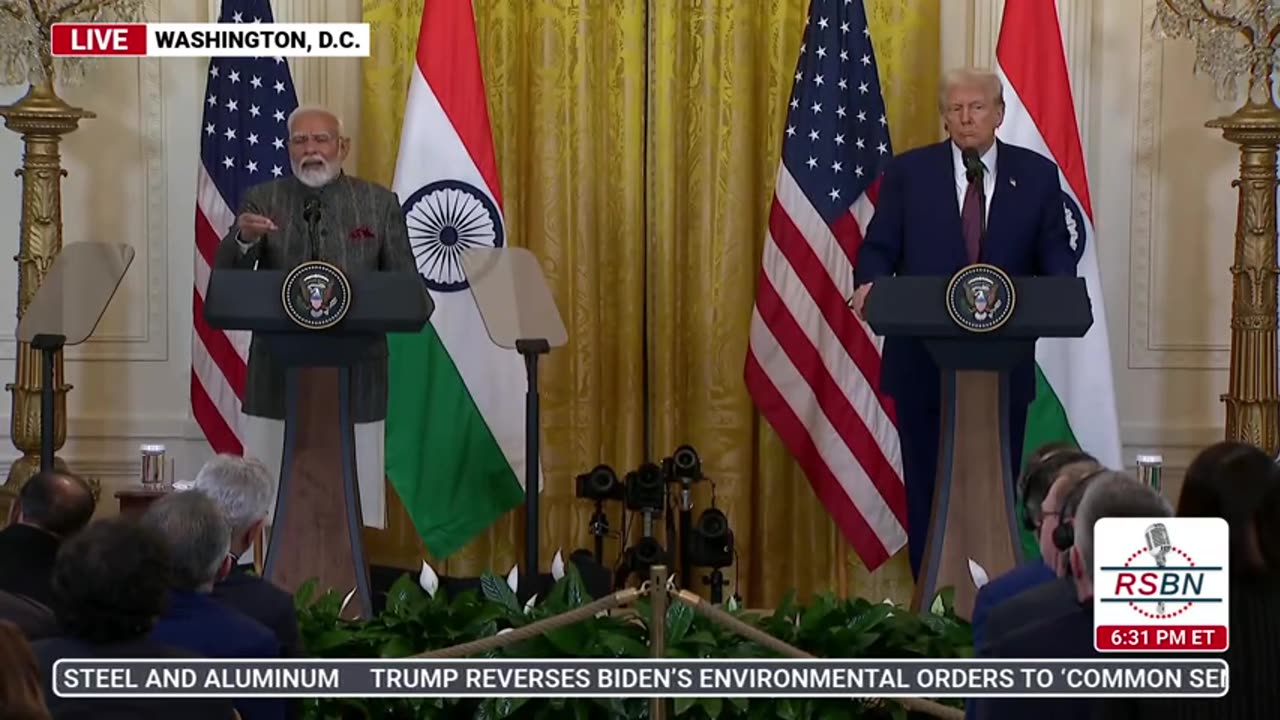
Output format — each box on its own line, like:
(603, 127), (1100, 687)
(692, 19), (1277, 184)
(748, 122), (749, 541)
(214, 105), (416, 531)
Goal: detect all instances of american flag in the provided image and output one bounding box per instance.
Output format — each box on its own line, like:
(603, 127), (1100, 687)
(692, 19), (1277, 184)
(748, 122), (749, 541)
(192, 0), (300, 455)
(744, 0), (908, 569)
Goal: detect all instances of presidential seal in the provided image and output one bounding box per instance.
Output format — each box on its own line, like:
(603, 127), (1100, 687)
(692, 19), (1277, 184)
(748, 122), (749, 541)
(281, 261), (352, 330)
(946, 264), (1015, 333)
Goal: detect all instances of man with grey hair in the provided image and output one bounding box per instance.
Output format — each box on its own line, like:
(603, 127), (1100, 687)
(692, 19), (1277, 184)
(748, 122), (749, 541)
(143, 490), (284, 720)
(849, 66), (1078, 580)
(195, 454), (301, 658)
(976, 472), (1172, 720)
(213, 104), (418, 532)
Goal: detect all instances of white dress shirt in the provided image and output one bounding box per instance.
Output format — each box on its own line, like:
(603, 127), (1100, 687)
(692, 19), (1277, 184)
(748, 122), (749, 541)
(952, 140), (997, 220)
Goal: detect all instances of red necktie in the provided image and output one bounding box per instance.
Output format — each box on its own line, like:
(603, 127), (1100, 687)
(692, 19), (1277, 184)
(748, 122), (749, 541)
(961, 179), (983, 263)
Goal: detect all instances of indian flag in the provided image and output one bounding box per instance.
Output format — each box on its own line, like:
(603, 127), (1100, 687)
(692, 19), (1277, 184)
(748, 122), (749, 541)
(385, 0), (529, 558)
(996, 3), (1123, 492)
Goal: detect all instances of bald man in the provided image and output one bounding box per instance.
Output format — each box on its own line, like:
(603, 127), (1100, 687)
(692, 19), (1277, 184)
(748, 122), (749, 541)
(214, 106), (417, 529)
(0, 470), (95, 607)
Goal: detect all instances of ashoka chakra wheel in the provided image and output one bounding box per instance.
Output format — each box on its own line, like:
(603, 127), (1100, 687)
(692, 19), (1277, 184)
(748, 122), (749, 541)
(401, 179), (505, 293)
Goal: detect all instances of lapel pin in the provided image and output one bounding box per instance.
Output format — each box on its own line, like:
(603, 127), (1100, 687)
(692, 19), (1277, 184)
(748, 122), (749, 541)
(1009, 177), (1017, 187)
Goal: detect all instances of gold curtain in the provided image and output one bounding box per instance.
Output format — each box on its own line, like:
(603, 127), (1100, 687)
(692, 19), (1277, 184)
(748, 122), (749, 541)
(359, 0), (940, 607)
(358, 0), (650, 579)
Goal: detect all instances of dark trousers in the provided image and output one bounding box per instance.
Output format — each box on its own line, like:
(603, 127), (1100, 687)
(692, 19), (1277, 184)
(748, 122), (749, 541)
(895, 388), (1029, 580)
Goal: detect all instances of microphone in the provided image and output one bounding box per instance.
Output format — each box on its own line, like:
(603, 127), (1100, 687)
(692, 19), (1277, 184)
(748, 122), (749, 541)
(1144, 522), (1171, 567)
(302, 194), (322, 261)
(962, 147), (984, 182)
(1145, 522), (1172, 614)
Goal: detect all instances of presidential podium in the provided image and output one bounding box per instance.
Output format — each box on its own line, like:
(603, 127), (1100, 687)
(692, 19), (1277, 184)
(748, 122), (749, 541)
(204, 266), (431, 619)
(863, 268), (1092, 620)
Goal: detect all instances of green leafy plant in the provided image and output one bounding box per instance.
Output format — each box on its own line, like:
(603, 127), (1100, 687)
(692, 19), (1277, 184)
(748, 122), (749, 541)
(295, 569), (972, 720)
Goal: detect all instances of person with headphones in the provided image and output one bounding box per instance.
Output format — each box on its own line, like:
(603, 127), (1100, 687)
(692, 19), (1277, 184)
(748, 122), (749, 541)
(976, 472), (1173, 720)
(970, 447), (1098, 651)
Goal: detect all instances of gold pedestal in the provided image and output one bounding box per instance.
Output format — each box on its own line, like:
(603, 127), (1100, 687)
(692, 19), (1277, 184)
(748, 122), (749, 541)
(1208, 100), (1280, 456)
(0, 80), (92, 510)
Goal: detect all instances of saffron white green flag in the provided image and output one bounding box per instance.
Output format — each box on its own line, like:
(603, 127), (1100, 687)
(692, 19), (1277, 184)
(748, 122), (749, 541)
(385, 0), (531, 558)
(995, 3), (1123, 480)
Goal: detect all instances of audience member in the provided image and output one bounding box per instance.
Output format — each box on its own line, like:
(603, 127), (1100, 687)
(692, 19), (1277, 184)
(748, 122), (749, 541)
(0, 590), (57, 641)
(979, 463), (1103, 652)
(1104, 441), (1280, 719)
(971, 448), (1098, 650)
(0, 471), (94, 607)
(192, 454), (300, 657)
(0, 619), (50, 719)
(975, 471), (1172, 720)
(142, 491), (284, 720)
(31, 518), (235, 719)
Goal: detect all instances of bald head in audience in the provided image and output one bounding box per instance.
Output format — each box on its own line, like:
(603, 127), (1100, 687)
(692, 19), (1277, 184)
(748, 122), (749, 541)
(13, 471), (94, 537)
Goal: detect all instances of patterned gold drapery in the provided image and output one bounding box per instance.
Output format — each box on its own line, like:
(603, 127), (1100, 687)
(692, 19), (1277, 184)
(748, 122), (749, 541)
(359, 0), (939, 607)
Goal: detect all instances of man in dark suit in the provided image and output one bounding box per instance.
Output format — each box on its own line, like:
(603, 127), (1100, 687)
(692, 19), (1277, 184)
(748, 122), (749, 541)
(213, 105), (418, 530)
(0, 470), (95, 607)
(32, 518), (235, 720)
(972, 451), (1098, 650)
(851, 67), (1078, 578)
(974, 471), (1173, 720)
(192, 453), (301, 657)
(142, 491), (284, 720)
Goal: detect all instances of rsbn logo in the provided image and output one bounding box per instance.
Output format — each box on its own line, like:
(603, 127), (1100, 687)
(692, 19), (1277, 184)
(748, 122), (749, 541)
(1107, 521), (1224, 619)
(1094, 517), (1229, 653)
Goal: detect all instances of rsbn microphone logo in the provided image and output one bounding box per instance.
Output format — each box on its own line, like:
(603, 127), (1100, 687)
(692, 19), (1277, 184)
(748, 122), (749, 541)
(1094, 517), (1229, 653)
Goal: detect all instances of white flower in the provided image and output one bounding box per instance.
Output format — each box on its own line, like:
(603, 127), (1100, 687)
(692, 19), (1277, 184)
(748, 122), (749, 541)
(726, 595), (740, 612)
(507, 565), (519, 593)
(968, 557), (990, 590)
(930, 592), (945, 616)
(418, 560), (439, 598)
(524, 594), (538, 614)
(551, 550), (566, 580)
(339, 586), (357, 615)
(497, 628), (513, 635)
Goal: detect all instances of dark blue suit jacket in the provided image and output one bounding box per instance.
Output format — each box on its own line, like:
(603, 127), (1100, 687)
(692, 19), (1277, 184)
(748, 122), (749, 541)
(151, 590), (285, 720)
(971, 561), (1055, 652)
(972, 602), (1104, 720)
(853, 139), (1077, 406)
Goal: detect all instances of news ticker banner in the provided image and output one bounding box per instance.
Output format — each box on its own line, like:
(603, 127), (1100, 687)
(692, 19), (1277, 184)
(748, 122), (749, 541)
(54, 659), (1228, 699)
(50, 23), (370, 58)
(1093, 518), (1230, 653)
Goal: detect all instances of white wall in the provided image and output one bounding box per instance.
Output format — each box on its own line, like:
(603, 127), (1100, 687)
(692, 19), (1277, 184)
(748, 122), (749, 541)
(943, 0), (1240, 497)
(0, 0), (1241, 512)
(0, 0), (360, 511)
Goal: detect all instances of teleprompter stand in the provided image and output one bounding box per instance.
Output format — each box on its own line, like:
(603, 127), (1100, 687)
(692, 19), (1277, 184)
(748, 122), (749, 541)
(204, 268), (431, 619)
(460, 248), (568, 585)
(18, 243), (136, 473)
(864, 274), (1092, 620)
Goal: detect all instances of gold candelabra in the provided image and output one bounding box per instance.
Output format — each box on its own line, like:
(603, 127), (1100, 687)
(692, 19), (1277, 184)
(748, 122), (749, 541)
(0, 0), (142, 513)
(1155, 0), (1280, 455)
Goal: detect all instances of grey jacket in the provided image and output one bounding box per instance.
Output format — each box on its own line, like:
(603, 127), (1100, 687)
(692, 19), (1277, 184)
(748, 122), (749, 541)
(213, 173), (417, 422)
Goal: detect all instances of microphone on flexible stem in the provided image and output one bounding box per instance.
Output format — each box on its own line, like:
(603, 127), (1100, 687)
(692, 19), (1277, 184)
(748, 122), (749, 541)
(962, 147), (987, 242)
(302, 194), (322, 262)
(1144, 522), (1172, 614)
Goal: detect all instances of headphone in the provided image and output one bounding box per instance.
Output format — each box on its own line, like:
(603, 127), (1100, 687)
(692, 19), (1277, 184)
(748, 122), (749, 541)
(1020, 449), (1097, 532)
(1052, 468), (1107, 552)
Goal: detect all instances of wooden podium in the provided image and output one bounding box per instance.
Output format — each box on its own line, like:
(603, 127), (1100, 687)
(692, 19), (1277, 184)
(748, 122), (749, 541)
(203, 268), (430, 618)
(864, 269), (1092, 619)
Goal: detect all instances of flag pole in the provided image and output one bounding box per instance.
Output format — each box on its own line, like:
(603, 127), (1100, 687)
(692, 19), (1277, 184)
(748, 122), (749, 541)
(836, 537), (849, 598)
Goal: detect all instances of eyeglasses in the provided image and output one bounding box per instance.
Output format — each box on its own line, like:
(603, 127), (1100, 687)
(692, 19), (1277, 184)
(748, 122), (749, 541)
(289, 133), (337, 146)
